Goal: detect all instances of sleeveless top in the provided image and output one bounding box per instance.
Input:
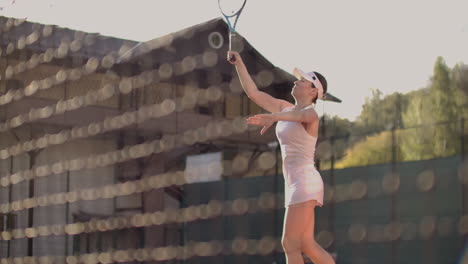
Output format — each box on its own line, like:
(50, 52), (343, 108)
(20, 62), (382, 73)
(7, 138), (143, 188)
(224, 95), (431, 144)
(275, 106), (318, 173)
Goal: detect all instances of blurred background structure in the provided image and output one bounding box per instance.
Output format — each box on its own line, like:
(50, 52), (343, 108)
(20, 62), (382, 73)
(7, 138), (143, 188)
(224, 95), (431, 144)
(0, 15), (467, 264)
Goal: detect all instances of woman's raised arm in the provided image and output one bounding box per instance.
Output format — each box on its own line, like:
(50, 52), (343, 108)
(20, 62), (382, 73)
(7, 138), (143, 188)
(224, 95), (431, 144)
(228, 51), (292, 113)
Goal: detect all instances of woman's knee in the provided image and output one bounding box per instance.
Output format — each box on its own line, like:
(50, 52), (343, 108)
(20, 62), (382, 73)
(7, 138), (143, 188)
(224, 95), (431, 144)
(281, 235), (302, 254)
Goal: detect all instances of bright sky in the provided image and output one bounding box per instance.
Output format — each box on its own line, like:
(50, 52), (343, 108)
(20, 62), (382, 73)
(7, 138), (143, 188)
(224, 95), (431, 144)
(1, 0), (467, 121)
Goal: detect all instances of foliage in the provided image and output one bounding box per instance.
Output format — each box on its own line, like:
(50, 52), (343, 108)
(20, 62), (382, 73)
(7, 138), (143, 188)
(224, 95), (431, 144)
(324, 57), (467, 168)
(334, 130), (403, 169)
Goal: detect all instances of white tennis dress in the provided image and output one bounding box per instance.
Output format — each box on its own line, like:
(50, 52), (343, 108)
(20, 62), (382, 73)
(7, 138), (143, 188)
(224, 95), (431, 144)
(275, 106), (324, 207)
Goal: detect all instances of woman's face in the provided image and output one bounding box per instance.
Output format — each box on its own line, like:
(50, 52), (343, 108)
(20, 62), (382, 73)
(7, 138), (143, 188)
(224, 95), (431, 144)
(292, 78), (316, 99)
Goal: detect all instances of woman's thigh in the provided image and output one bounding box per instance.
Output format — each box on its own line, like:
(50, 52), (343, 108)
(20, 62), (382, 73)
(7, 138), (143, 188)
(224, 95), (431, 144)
(283, 200), (317, 239)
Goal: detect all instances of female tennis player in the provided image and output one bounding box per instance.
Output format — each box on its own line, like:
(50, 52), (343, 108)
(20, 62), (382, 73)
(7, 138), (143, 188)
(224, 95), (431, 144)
(228, 51), (336, 264)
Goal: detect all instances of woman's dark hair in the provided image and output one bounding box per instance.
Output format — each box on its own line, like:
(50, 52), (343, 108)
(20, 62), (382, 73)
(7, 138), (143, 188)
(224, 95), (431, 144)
(311, 71), (327, 104)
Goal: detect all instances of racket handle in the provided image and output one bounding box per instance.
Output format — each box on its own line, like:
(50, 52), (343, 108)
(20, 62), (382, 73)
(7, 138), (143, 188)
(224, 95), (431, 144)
(228, 32), (236, 62)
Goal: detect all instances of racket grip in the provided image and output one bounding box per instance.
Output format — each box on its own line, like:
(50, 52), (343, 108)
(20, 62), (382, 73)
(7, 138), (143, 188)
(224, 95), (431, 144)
(228, 32), (237, 62)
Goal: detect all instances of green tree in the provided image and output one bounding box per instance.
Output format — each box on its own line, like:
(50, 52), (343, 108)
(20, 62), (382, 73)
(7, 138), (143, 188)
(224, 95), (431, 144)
(328, 58), (468, 168)
(401, 57), (460, 160)
(452, 63), (468, 118)
(400, 89), (436, 160)
(354, 89), (408, 135)
(334, 130), (403, 168)
(431, 57), (458, 156)
(330, 89), (408, 167)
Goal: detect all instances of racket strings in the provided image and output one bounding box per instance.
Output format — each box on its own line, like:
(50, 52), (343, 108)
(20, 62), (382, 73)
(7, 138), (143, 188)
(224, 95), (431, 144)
(218, 0), (246, 16)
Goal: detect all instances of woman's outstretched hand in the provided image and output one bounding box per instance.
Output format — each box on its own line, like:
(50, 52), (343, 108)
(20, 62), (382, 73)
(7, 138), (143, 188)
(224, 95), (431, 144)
(247, 114), (275, 135)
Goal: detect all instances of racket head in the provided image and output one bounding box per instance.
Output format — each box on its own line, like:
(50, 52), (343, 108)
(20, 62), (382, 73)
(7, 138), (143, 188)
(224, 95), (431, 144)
(218, 0), (247, 17)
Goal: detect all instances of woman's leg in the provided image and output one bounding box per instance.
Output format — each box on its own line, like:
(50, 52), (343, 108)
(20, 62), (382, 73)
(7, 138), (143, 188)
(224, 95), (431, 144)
(300, 202), (335, 264)
(281, 200), (317, 264)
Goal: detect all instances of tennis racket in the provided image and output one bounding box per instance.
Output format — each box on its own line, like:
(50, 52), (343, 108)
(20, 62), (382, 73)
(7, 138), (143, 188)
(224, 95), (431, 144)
(218, 0), (247, 62)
